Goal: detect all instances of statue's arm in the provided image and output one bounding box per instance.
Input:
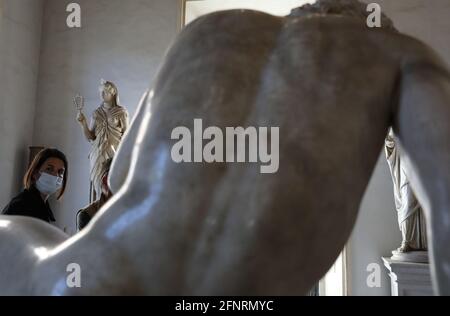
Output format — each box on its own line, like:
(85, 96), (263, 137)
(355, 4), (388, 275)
(394, 55), (450, 295)
(121, 110), (130, 134)
(80, 115), (96, 141)
(88, 117), (97, 141)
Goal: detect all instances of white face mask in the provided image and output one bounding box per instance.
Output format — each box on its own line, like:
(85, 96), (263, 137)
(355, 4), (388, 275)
(35, 172), (63, 196)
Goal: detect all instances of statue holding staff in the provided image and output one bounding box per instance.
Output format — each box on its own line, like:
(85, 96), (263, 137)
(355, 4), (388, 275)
(75, 80), (129, 201)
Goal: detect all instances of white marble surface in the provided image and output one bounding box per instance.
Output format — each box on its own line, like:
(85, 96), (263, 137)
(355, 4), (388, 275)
(0, 0), (43, 208)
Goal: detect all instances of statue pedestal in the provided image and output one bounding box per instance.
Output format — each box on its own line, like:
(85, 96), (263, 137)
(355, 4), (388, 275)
(391, 250), (429, 263)
(382, 257), (433, 296)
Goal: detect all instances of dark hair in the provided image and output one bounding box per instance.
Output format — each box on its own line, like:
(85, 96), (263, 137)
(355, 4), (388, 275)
(23, 148), (68, 200)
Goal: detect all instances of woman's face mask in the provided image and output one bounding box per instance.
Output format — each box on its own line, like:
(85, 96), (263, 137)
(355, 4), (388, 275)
(36, 172), (63, 196)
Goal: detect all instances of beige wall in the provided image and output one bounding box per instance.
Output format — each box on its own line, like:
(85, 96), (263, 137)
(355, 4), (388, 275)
(0, 0), (44, 209)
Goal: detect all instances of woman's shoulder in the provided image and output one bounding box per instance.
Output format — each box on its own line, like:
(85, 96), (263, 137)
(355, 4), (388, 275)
(10, 188), (34, 204)
(1, 189), (32, 215)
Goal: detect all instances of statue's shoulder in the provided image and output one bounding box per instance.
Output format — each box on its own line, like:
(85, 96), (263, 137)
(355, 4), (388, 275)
(393, 32), (446, 68)
(92, 106), (103, 117)
(180, 9), (280, 40)
(187, 9), (275, 27)
(113, 105), (129, 117)
(366, 29), (449, 77)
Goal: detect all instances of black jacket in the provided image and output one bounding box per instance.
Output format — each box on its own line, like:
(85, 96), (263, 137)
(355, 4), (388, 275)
(1, 185), (56, 223)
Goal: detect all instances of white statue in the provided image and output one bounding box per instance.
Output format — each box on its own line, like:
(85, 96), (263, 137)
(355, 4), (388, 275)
(385, 129), (428, 253)
(76, 80), (129, 200)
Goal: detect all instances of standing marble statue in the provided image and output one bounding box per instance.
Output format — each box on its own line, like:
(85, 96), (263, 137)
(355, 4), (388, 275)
(385, 129), (428, 254)
(76, 80), (129, 201)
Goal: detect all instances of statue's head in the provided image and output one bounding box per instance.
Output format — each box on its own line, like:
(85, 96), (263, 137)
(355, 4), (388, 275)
(290, 0), (397, 32)
(99, 79), (119, 106)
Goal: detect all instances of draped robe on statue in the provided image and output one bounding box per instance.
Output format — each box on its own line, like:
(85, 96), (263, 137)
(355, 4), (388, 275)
(385, 131), (427, 251)
(89, 104), (128, 199)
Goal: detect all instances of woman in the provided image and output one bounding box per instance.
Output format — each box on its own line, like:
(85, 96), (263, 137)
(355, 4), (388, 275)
(1, 148), (68, 224)
(76, 79), (129, 202)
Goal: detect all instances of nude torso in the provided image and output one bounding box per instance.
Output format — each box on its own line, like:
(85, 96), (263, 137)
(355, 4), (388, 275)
(105, 13), (414, 295)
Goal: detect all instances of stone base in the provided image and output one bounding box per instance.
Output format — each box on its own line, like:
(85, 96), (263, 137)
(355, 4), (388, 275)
(391, 250), (429, 263)
(383, 257), (433, 296)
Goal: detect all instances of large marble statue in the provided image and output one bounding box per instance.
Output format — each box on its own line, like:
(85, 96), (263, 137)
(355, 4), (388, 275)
(1, 0), (450, 295)
(76, 80), (129, 200)
(385, 129), (428, 254)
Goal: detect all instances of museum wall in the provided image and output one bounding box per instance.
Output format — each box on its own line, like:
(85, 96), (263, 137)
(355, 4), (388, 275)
(32, 0), (181, 233)
(0, 0), (44, 211)
(349, 0), (450, 296)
